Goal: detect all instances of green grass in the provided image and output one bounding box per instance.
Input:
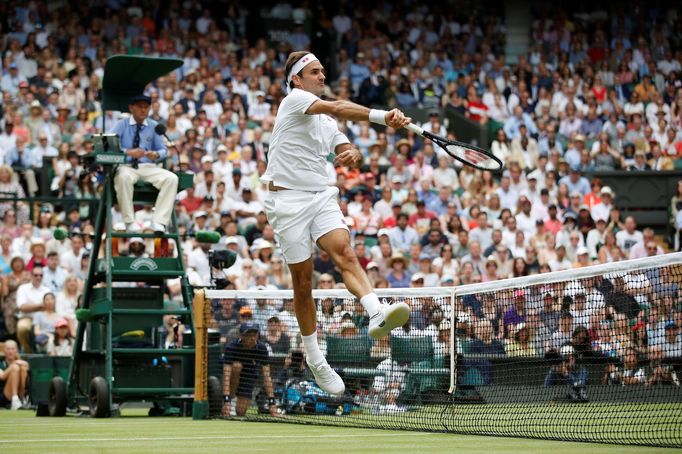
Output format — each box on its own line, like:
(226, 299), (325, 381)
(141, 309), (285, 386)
(0, 408), (678, 454)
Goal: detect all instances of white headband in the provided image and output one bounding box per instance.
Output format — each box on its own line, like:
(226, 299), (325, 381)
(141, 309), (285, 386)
(286, 53), (319, 94)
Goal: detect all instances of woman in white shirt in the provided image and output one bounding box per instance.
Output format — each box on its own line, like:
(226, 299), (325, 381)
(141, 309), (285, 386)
(432, 155), (459, 190)
(491, 128), (510, 165)
(432, 243), (459, 278)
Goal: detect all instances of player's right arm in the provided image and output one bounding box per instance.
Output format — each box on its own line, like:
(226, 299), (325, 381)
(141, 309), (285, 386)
(306, 100), (411, 130)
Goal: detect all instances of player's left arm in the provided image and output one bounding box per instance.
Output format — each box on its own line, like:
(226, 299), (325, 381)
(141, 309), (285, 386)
(306, 100), (410, 129)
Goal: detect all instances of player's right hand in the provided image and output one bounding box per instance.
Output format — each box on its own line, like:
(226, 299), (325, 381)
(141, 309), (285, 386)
(385, 109), (411, 129)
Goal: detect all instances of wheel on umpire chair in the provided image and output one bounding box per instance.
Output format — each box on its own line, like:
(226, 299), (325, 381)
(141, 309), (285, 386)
(89, 376), (110, 418)
(207, 375), (223, 417)
(48, 376), (67, 417)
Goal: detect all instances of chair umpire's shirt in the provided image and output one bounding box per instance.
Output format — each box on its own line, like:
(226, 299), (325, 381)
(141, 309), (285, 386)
(261, 88), (349, 191)
(222, 339), (269, 394)
(110, 117), (167, 163)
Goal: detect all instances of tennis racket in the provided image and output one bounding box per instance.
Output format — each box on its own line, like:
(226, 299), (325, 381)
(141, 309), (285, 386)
(405, 123), (503, 172)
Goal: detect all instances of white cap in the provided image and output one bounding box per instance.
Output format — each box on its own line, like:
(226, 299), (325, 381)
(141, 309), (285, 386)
(194, 210), (208, 219)
(377, 228), (389, 237)
(411, 272), (425, 282)
(201, 156), (213, 163)
(225, 236), (239, 245)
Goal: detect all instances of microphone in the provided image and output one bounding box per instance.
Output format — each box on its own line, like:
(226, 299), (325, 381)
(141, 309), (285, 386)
(154, 123), (174, 146)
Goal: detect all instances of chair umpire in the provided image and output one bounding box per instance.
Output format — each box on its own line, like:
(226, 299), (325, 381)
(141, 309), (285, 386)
(110, 94), (177, 233)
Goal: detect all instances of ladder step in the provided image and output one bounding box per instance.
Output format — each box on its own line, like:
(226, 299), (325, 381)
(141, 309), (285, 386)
(109, 232), (178, 240)
(113, 348), (195, 355)
(112, 387), (194, 396)
(113, 308), (191, 316)
(109, 270), (185, 279)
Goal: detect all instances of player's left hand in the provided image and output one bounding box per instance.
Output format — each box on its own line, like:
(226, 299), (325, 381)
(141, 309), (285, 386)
(385, 108), (411, 129)
(334, 147), (362, 168)
(269, 405), (280, 417)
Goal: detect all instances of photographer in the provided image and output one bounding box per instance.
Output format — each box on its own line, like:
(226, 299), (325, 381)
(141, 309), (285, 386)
(221, 323), (278, 417)
(275, 350), (309, 388)
(544, 345), (588, 401)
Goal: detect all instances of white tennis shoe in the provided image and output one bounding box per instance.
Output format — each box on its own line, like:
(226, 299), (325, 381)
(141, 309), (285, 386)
(307, 360), (345, 396)
(11, 395), (21, 411)
(368, 302), (410, 340)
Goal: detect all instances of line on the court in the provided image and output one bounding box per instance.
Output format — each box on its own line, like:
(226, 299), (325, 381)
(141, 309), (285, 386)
(0, 432), (438, 444)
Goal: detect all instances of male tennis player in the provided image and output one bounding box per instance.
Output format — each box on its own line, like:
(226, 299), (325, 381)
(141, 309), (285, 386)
(261, 51), (411, 395)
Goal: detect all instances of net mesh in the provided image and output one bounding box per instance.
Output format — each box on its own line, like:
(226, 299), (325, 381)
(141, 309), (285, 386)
(200, 253), (682, 447)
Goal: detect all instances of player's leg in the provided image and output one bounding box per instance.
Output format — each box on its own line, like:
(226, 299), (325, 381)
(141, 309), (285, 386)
(313, 190), (409, 339)
(289, 258), (344, 395)
(288, 258), (317, 337)
(114, 166), (140, 231)
(265, 189), (344, 395)
(141, 167), (178, 232)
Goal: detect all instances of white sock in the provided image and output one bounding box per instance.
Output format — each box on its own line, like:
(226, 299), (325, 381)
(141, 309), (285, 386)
(360, 293), (382, 318)
(302, 332), (325, 365)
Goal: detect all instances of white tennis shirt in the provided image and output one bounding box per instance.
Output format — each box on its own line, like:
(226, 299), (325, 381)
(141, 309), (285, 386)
(261, 88), (349, 191)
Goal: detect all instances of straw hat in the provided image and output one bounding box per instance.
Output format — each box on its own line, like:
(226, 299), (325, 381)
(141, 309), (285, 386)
(388, 253), (408, 267)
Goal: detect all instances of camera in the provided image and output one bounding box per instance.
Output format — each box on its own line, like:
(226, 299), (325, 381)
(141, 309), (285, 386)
(208, 249), (236, 269)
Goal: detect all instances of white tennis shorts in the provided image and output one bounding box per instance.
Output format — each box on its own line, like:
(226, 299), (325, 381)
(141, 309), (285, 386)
(264, 186), (348, 264)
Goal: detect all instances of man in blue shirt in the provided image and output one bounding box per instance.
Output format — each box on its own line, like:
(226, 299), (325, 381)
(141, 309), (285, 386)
(110, 95), (177, 233)
(6, 136), (39, 196)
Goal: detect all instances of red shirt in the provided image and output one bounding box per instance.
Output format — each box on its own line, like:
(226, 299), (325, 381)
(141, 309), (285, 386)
(180, 195), (203, 213)
(467, 100), (488, 122)
(544, 218), (562, 235)
(26, 257), (47, 272)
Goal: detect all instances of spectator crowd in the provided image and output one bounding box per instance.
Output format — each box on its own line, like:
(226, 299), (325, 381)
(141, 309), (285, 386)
(0, 0), (682, 410)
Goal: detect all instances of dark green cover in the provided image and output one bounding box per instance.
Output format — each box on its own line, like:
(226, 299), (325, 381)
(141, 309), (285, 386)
(102, 55), (183, 112)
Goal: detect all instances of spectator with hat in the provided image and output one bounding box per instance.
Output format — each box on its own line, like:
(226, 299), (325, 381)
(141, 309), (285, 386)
(221, 322), (278, 417)
(386, 253), (411, 288)
(110, 94), (176, 234)
(46, 318), (74, 357)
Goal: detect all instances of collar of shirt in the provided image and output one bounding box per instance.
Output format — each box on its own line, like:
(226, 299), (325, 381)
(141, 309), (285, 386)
(128, 117), (149, 127)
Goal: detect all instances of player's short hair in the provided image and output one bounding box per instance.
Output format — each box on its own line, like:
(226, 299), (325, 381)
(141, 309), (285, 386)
(285, 51), (311, 91)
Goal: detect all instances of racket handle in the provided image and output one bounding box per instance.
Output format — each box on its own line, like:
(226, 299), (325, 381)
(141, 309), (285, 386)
(405, 123), (424, 136)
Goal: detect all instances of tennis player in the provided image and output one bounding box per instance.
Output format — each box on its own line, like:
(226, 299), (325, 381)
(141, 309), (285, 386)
(261, 51), (411, 395)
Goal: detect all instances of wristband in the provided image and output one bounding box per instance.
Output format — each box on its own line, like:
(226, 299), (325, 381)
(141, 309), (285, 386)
(224, 395), (231, 403)
(268, 397), (276, 405)
(369, 109), (388, 126)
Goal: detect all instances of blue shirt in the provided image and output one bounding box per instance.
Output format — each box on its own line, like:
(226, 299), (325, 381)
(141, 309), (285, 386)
(6, 146), (41, 168)
(110, 117), (167, 164)
(503, 114), (538, 139)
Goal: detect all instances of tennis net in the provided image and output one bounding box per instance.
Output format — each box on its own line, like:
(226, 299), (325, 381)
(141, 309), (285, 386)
(195, 252), (682, 447)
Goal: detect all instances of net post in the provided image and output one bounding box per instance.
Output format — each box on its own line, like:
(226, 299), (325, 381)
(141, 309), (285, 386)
(192, 288), (209, 420)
